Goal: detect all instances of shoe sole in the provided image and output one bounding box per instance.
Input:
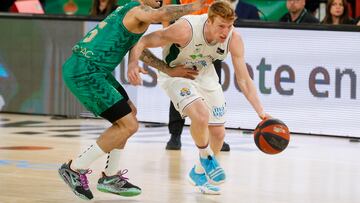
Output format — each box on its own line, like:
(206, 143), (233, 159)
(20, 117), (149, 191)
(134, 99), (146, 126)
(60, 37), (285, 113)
(97, 185), (141, 197)
(197, 185), (221, 195)
(165, 145), (181, 150)
(58, 169), (92, 200)
(165, 147), (181, 150)
(188, 174), (221, 195)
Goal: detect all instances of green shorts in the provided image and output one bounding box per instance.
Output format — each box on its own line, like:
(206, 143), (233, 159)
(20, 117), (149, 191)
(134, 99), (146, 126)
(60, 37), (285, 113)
(62, 55), (131, 123)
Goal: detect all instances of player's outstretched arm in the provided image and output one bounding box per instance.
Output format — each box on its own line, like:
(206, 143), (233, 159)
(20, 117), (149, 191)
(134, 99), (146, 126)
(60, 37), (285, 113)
(140, 49), (198, 78)
(229, 32), (270, 120)
(128, 20), (195, 85)
(135, 0), (207, 24)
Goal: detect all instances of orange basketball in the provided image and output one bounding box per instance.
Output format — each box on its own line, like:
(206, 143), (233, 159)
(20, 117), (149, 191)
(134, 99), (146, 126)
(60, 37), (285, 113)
(254, 118), (290, 154)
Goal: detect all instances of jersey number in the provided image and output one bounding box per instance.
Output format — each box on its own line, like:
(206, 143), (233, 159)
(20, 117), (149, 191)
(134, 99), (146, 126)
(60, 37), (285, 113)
(83, 21), (108, 43)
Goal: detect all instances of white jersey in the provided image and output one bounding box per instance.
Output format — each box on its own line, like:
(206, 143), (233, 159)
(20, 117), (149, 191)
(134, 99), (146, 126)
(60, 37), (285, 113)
(159, 14), (233, 91)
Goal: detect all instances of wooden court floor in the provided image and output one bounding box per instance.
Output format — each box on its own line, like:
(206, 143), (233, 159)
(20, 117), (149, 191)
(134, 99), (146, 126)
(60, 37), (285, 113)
(0, 113), (359, 203)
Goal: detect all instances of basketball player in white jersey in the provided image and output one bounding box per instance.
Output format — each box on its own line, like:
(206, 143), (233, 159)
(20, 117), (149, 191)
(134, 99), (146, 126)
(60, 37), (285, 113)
(128, 0), (270, 194)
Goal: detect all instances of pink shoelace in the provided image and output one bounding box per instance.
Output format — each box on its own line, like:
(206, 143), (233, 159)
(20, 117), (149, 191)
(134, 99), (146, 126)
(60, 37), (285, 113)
(116, 169), (129, 180)
(79, 169), (92, 190)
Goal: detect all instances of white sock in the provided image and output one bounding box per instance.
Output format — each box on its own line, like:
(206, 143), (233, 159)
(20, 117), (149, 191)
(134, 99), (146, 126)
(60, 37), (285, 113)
(199, 145), (214, 158)
(194, 160), (205, 174)
(72, 143), (105, 170)
(104, 149), (122, 176)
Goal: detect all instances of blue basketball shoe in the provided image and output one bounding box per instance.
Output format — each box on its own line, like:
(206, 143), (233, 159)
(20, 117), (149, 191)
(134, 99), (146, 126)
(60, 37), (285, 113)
(199, 155), (226, 185)
(188, 166), (220, 195)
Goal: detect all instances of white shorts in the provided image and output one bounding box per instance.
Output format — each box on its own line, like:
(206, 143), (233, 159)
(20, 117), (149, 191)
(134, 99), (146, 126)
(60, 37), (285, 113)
(161, 78), (226, 125)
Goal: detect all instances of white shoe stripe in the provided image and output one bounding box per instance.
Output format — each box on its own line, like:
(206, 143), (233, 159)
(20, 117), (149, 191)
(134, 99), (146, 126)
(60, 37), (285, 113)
(208, 168), (224, 179)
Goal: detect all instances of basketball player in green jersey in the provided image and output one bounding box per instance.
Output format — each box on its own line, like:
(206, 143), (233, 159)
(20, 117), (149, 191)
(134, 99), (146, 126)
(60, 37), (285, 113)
(58, 0), (206, 200)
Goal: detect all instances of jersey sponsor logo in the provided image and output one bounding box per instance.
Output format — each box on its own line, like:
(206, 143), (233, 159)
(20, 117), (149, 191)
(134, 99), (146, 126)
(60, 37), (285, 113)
(184, 60), (208, 70)
(198, 60), (207, 67)
(180, 87), (191, 96)
(190, 53), (203, 59)
(212, 105), (226, 118)
(216, 48), (225, 55)
(72, 45), (94, 58)
(195, 43), (203, 47)
(207, 55), (215, 61)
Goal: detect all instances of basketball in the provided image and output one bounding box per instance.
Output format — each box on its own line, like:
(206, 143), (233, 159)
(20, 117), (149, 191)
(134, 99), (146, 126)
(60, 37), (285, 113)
(254, 118), (290, 154)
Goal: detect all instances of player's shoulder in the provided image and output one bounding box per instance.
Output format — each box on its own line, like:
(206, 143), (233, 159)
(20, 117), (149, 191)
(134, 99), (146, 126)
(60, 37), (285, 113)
(163, 19), (192, 46)
(230, 30), (242, 41)
(229, 30), (244, 53)
(181, 14), (206, 22)
(117, 1), (142, 11)
(179, 14), (206, 31)
(123, 1), (148, 15)
(175, 21), (192, 40)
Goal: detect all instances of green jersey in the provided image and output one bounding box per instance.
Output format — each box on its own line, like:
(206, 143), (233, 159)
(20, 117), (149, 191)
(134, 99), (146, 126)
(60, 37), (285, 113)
(72, 1), (143, 71)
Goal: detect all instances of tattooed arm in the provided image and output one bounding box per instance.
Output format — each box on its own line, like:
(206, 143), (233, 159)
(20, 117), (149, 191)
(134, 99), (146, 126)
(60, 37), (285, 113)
(140, 49), (169, 74)
(134, 0), (207, 23)
(127, 48), (198, 86)
(141, 48), (198, 77)
(127, 20), (194, 85)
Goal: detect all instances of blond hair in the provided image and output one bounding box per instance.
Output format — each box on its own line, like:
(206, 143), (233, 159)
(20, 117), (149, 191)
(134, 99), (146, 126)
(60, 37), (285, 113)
(208, 0), (236, 22)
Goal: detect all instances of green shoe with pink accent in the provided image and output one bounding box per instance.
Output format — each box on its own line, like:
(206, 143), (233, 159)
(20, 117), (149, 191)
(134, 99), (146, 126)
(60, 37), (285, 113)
(97, 169), (141, 197)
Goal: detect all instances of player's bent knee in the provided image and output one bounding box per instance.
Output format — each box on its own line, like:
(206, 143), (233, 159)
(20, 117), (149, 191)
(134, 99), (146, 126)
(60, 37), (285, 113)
(191, 109), (209, 125)
(195, 110), (210, 125)
(191, 114), (209, 128)
(122, 118), (139, 135)
(127, 122), (139, 135)
(114, 115), (139, 136)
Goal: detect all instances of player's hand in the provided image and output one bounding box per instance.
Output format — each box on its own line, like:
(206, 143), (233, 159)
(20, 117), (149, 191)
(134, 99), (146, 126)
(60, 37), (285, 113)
(127, 62), (149, 86)
(259, 112), (272, 120)
(166, 64), (199, 80)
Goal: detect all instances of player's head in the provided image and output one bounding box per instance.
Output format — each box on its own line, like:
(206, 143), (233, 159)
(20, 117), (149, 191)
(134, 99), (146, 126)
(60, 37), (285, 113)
(142, 0), (162, 9)
(207, 0), (236, 43)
